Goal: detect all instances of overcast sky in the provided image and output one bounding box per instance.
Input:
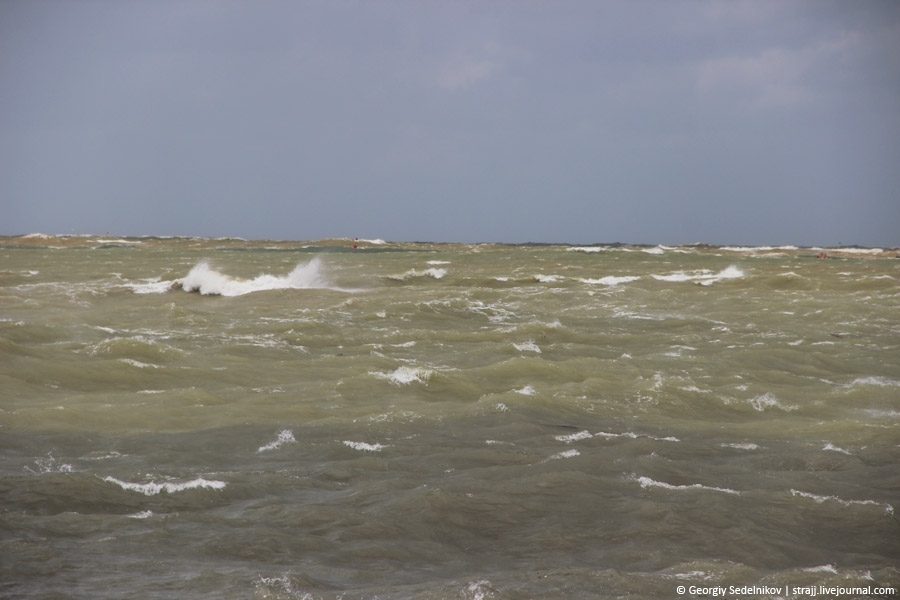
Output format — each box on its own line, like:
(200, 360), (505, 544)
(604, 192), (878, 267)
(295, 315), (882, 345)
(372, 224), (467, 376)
(2, 1), (898, 245)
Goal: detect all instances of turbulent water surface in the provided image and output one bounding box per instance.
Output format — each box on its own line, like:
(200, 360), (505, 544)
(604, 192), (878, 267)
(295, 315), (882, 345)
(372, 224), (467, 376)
(2, 235), (899, 599)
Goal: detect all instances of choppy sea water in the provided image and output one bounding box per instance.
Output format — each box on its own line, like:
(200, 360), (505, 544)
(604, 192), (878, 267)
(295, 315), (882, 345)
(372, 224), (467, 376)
(2, 235), (899, 600)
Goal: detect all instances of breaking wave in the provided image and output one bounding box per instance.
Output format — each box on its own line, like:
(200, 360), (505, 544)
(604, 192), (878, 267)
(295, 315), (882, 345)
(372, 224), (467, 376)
(178, 258), (334, 296)
(651, 265), (744, 285)
(388, 267), (447, 281)
(103, 476), (227, 496)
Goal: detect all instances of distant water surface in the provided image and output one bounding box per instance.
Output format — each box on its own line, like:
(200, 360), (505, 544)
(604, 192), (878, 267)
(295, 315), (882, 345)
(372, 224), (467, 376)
(2, 236), (899, 599)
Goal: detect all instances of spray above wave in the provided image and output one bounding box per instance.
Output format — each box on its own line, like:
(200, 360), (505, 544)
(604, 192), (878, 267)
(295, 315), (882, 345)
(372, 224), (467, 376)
(170, 257), (353, 296)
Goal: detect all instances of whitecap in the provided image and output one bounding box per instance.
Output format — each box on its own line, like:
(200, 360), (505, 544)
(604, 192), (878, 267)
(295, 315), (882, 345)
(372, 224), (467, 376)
(803, 565), (839, 574)
(103, 476), (226, 496)
(579, 275), (641, 286)
(565, 246), (608, 253)
(25, 453), (74, 474)
(548, 449), (580, 460)
(178, 257), (343, 296)
(342, 441), (387, 452)
(389, 267), (447, 281)
(513, 341), (541, 353)
(96, 238), (142, 245)
(642, 246), (665, 255)
(652, 266), (744, 285)
(595, 431), (680, 442)
(258, 429), (296, 453)
(790, 489), (893, 515)
(846, 376), (900, 388)
(722, 245), (798, 253)
(720, 442), (760, 450)
(463, 579), (497, 600)
(119, 358), (161, 369)
(822, 442), (852, 455)
(370, 366), (433, 385)
(825, 247), (883, 255)
(128, 278), (176, 294)
(630, 474), (741, 495)
(533, 274), (562, 283)
(748, 392), (796, 412)
(554, 430), (593, 443)
(514, 385), (536, 396)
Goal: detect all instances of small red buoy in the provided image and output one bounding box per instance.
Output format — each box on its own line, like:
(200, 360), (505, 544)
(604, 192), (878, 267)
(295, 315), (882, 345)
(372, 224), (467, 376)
(353, 237), (358, 249)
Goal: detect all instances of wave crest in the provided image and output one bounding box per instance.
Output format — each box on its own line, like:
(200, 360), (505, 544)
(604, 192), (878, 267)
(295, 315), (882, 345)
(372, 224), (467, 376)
(177, 258), (335, 296)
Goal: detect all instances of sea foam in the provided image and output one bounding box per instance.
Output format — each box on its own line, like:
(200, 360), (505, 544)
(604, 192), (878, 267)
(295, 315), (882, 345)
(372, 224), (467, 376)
(178, 258), (336, 296)
(790, 489), (894, 515)
(652, 266), (744, 285)
(343, 441), (387, 452)
(630, 474), (741, 495)
(370, 366), (433, 385)
(258, 429), (296, 453)
(103, 476), (227, 495)
(579, 275), (641, 286)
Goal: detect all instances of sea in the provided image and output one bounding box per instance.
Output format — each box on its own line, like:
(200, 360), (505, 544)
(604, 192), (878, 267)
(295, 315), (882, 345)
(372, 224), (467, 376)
(2, 234), (899, 600)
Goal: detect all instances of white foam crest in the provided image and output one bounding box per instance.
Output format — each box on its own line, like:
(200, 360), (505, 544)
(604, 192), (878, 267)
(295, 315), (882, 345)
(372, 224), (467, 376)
(748, 392), (797, 412)
(803, 565), (840, 574)
(390, 267), (447, 281)
(642, 246), (665, 255)
(823, 247), (883, 255)
(630, 474), (741, 495)
(533, 274), (563, 283)
(790, 489), (894, 515)
(566, 246), (610, 253)
(555, 430), (593, 443)
(119, 358), (161, 369)
(25, 453), (74, 474)
(822, 442), (853, 455)
(96, 238), (142, 245)
(258, 429), (296, 453)
(579, 275), (641, 286)
(652, 266), (744, 285)
(178, 258), (337, 296)
(722, 245), (799, 252)
(463, 579), (498, 600)
(513, 340), (541, 353)
(514, 385), (536, 396)
(254, 574), (315, 600)
(370, 365), (433, 385)
(547, 449), (580, 460)
(103, 476), (226, 496)
(595, 431), (680, 442)
(720, 442), (760, 450)
(343, 441), (387, 452)
(128, 278), (175, 294)
(846, 376), (900, 388)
